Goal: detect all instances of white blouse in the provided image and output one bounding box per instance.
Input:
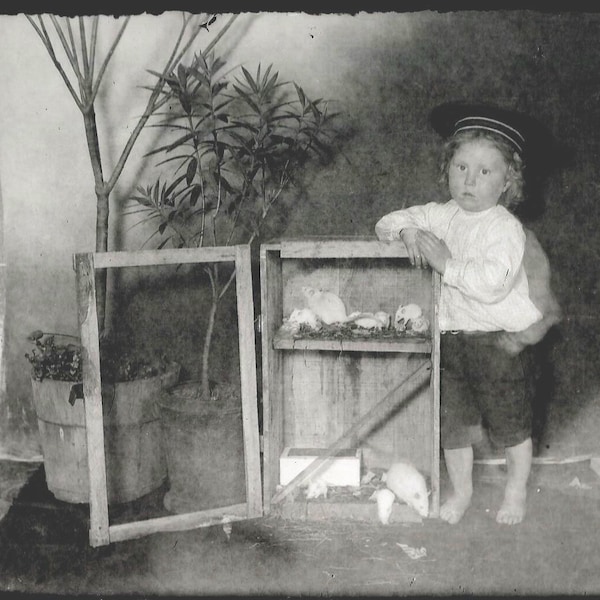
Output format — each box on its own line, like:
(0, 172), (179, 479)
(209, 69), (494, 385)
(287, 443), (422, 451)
(375, 200), (542, 332)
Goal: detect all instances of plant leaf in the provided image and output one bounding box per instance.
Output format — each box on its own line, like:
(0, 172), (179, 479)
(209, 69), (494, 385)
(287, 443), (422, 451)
(189, 185), (202, 207)
(186, 157), (198, 185)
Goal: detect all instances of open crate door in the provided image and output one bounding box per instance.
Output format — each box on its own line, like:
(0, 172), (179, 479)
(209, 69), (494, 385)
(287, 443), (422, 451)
(74, 246), (262, 547)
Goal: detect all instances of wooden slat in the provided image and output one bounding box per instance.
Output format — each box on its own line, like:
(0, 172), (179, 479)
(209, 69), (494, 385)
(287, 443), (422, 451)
(0, 181), (5, 402)
(91, 247), (236, 269)
(0, 262), (5, 400)
(276, 500), (423, 523)
(430, 271), (442, 518)
(74, 253), (110, 547)
(270, 360), (432, 505)
(280, 238), (409, 259)
(234, 245), (262, 518)
(260, 245), (284, 514)
(108, 503), (248, 543)
(273, 330), (432, 353)
(0, 187), (4, 402)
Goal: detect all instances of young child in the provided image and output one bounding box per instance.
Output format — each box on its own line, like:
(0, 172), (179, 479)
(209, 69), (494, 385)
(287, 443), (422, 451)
(375, 102), (557, 526)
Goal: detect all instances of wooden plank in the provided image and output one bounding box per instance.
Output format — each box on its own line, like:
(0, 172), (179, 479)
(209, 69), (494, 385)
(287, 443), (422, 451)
(356, 355), (432, 472)
(108, 503), (248, 543)
(0, 262), (5, 400)
(260, 245), (284, 514)
(282, 353), (432, 473)
(275, 500), (423, 523)
(280, 238), (409, 259)
(234, 245), (262, 518)
(0, 187), (5, 401)
(74, 253), (110, 547)
(92, 247), (237, 269)
(273, 330), (432, 353)
(271, 360), (431, 505)
(430, 271), (442, 518)
(261, 243), (281, 253)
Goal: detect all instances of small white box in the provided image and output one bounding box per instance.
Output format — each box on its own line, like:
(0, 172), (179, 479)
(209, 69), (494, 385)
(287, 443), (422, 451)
(590, 456), (600, 478)
(279, 447), (362, 487)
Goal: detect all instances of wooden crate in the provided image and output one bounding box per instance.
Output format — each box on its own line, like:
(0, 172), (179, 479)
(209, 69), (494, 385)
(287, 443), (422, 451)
(260, 237), (441, 522)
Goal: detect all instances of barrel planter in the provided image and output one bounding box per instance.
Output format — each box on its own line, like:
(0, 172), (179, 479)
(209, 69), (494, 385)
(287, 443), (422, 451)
(158, 381), (246, 514)
(31, 364), (180, 504)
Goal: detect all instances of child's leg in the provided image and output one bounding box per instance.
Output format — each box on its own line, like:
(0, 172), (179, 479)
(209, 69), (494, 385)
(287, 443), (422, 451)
(440, 446), (473, 524)
(497, 436), (532, 525)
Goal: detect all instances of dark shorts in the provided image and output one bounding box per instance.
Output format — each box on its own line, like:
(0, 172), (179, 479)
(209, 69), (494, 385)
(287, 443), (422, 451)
(440, 331), (533, 450)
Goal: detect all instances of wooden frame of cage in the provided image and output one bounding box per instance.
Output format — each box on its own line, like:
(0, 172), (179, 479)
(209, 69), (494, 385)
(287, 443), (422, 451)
(260, 237), (441, 521)
(74, 246), (262, 547)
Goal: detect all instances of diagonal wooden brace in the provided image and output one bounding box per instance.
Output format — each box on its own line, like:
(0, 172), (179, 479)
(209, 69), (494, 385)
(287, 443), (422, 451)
(270, 359), (432, 505)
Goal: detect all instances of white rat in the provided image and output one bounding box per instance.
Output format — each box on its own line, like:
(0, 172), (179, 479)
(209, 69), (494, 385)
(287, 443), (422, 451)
(283, 307), (322, 333)
(410, 315), (430, 334)
(370, 488), (396, 524)
(349, 314), (384, 330)
(394, 303), (423, 332)
(305, 478), (328, 499)
(302, 286), (348, 324)
(383, 461), (429, 518)
(345, 310), (392, 330)
(374, 311), (391, 329)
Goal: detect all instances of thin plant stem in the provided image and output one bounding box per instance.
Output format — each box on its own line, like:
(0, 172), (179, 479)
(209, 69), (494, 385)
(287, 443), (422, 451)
(89, 17), (130, 108)
(26, 16), (83, 111)
(79, 18), (90, 78)
(27, 12), (238, 334)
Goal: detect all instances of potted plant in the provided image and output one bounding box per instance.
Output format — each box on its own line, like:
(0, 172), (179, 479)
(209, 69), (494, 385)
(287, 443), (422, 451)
(25, 330), (180, 504)
(23, 15), (236, 506)
(127, 51), (343, 512)
(27, 14), (236, 335)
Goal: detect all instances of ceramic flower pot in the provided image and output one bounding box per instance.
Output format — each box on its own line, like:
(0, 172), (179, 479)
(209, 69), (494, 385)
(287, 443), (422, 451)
(158, 381), (246, 513)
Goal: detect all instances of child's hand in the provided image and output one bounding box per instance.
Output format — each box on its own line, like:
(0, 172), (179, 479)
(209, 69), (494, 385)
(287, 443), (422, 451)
(416, 230), (451, 274)
(400, 228), (429, 269)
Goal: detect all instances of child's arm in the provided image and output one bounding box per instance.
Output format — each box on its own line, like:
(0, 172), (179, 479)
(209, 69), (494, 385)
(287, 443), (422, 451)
(442, 218), (528, 305)
(374, 204), (435, 241)
(375, 203), (439, 268)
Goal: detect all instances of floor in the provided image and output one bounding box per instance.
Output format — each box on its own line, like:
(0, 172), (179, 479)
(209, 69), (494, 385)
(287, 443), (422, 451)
(1, 456), (600, 597)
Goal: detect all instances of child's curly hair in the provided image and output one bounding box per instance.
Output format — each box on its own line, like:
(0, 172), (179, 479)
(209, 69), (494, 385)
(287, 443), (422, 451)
(438, 129), (525, 212)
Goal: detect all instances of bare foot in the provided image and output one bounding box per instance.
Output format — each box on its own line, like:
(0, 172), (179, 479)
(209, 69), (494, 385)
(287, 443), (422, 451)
(440, 493), (472, 524)
(496, 486), (526, 525)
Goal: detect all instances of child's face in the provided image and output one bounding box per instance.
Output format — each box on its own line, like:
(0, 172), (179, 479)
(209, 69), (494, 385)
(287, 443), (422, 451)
(448, 138), (510, 212)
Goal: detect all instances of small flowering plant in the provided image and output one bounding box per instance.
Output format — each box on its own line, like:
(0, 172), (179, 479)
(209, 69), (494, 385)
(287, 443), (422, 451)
(25, 331), (81, 382)
(25, 330), (172, 383)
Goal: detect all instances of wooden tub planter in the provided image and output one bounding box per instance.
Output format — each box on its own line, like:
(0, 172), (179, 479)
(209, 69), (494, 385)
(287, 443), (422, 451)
(31, 366), (179, 504)
(260, 237), (441, 523)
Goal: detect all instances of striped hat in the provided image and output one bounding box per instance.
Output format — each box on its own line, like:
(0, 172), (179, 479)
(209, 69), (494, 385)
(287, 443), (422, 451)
(429, 101), (552, 159)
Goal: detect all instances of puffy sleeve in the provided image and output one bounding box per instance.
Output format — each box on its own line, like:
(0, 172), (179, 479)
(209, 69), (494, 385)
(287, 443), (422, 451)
(443, 216), (526, 304)
(375, 202), (440, 241)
